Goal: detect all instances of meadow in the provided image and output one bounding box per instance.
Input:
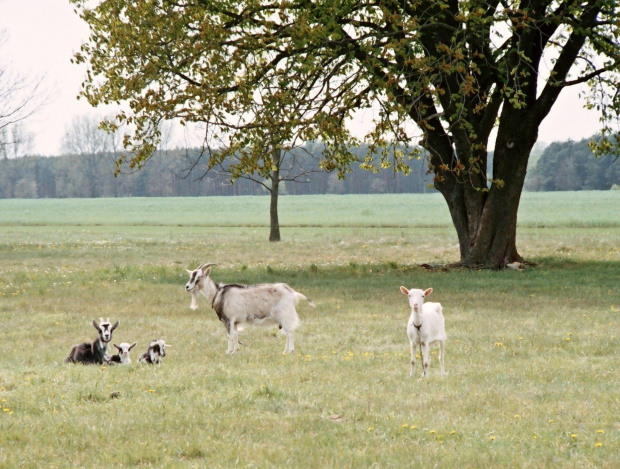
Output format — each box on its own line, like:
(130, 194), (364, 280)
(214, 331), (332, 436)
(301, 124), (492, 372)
(0, 191), (618, 468)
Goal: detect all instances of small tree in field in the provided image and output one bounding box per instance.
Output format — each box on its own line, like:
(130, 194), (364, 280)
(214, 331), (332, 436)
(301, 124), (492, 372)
(187, 142), (323, 241)
(72, 0), (620, 267)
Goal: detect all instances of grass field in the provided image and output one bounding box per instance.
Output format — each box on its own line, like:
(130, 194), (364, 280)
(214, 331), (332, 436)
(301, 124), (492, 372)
(0, 192), (618, 468)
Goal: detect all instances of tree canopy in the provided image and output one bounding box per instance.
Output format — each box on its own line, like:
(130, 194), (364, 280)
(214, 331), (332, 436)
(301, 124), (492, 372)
(72, 0), (620, 267)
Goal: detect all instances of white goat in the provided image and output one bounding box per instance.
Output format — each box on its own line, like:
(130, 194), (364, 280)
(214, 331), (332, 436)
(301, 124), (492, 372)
(400, 286), (446, 378)
(109, 342), (137, 365)
(185, 263), (315, 354)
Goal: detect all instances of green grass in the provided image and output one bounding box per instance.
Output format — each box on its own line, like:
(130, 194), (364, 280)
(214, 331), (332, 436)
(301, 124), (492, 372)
(0, 192), (618, 467)
(1, 190), (618, 228)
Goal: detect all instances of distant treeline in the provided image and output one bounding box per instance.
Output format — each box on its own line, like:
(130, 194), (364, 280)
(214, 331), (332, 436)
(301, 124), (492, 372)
(525, 138), (619, 191)
(0, 138), (617, 199)
(0, 143), (434, 199)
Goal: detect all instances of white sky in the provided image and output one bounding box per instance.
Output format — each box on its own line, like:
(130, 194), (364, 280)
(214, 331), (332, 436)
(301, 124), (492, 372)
(0, 0), (605, 156)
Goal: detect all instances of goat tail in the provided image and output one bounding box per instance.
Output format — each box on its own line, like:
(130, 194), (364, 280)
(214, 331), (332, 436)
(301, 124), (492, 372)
(65, 345), (77, 363)
(295, 291), (316, 308)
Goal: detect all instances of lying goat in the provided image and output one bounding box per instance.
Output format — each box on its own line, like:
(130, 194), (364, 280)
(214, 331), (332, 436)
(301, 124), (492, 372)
(109, 342), (137, 365)
(65, 318), (119, 365)
(400, 286), (446, 378)
(185, 263), (315, 354)
(138, 339), (170, 364)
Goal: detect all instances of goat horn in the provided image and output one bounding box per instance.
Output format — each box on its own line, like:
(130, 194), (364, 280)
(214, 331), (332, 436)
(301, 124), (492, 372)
(198, 263), (217, 271)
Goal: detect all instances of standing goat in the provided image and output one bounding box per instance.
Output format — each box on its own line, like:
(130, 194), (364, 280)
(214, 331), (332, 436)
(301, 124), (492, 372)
(185, 263), (315, 354)
(109, 342), (137, 365)
(400, 287), (446, 378)
(138, 339), (170, 364)
(65, 318), (119, 365)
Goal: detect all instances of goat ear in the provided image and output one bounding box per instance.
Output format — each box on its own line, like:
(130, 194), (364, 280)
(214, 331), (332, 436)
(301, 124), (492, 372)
(92, 319), (99, 330)
(205, 267), (211, 277)
(111, 321), (119, 331)
(400, 286), (409, 295)
(164, 344), (171, 347)
(129, 342), (137, 350)
(186, 269), (193, 274)
(423, 288), (433, 297)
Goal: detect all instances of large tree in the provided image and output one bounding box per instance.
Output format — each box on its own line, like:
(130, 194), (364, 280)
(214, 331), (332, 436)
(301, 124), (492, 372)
(72, 0), (620, 267)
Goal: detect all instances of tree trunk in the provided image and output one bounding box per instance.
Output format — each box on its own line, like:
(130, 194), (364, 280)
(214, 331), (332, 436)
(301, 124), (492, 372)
(269, 147), (281, 242)
(436, 111), (538, 269)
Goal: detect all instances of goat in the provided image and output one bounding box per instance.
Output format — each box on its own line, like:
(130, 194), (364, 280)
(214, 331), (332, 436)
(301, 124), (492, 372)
(185, 263), (315, 354)
(108, 342), (137, 365)
(400, 286), (446, 378)
(138, 339), (170, 364)
(65, 318), (119, 365)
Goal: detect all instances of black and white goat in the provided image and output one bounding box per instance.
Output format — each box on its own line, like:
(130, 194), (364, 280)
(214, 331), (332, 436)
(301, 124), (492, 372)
(185, 263), (315, 354)
(108, 342), (137, 365)
(65, 318), (119, 365)
(138, 339), (170, 364)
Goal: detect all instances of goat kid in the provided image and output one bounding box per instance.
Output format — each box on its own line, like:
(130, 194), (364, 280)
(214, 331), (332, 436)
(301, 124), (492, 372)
(400, 286), (446, 378)
(185, 263), (315, 354)
(65, 318), (119, 365)
(138, 339), (170, 364)
(109, 342), (137, 365)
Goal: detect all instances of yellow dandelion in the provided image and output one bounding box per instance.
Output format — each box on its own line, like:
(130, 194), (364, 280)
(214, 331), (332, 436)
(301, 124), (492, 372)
(490, 436), (496, 441)
(402, 424), (409, 428)
(454, 339), (459, 343)
(0, 387), (4, 391)
(3, 408), (9, 412)
(332, 351), (337, 354)
(1, 399), (6, 403)
(519, 337), (523, 340)
(61, 395), (65, 399)
(260, 384), (266, 388)
(148, 389), (155, 393)
(565, 337), (570, 341)
(322, 356), (328, 359)
(533, 435), (538, 439)
(305, 355), (311, 359)
(548, 419), (554, 423)
(367, 427), (374, 432)
(8, 412), (12, 415)
(597, 430), (605, 434)
(410, 425), (416, 429)
(514, 414), (520, 418)
(567, 332), (573, 336)
(596, 442), (603, 447)
(450, 430), (456, 435)
(570, 434), (576, 439)
(429, 430), (436, 434)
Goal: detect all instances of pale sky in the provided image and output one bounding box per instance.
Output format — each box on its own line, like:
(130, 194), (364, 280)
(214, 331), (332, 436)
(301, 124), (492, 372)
(0, 0), (605, 156)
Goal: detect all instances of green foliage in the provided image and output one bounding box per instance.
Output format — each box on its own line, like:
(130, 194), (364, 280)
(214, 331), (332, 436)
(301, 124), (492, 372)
(70, 0), (620, 191)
